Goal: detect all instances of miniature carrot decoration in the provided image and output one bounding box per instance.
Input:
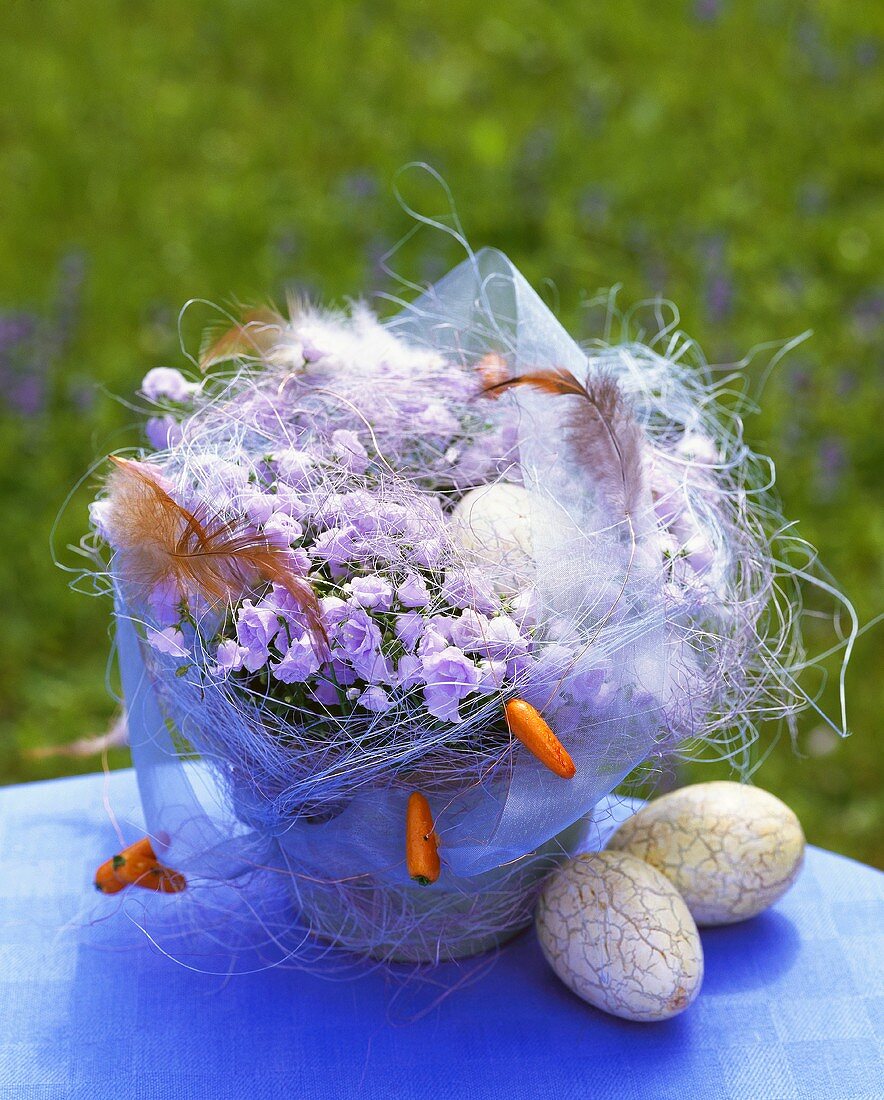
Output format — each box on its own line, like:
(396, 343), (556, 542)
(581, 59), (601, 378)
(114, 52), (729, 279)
(406, 792), (441, 886)
(94, 836), (186, 895)
(93, 857), (127, 895)
(504, 698), (577, 780)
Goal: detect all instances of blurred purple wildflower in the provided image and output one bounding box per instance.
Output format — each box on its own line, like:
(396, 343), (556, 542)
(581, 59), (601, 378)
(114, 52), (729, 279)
(816, 436), (847, 501)
(700, 235), (734, 323)
(145, 415), (184, 451)
(0, 251), (85, 419)
(693, 0), (723, 23)
(141, 367), (198, 403)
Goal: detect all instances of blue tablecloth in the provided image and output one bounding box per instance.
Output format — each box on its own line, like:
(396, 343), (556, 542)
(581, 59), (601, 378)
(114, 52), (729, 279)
(0, 768), (881, 1100)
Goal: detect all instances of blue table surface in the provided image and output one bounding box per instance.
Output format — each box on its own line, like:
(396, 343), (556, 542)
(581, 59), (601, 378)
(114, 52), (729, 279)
(0, 768), (881, 1100)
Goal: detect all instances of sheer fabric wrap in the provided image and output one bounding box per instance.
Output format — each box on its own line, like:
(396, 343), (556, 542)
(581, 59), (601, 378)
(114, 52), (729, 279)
(112, 251), (677, 963)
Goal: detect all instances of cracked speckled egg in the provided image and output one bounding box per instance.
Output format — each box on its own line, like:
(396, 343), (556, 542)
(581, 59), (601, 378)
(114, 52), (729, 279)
(536, 851), (703, 1022)
(607, 781), (805, 926)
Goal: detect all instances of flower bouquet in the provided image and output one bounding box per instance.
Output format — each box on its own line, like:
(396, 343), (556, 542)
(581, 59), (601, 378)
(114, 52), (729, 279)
(86, 249), (836, 968)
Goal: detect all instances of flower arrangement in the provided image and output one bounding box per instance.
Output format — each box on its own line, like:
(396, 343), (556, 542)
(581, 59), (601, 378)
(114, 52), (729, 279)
(86, 249), (847, 969)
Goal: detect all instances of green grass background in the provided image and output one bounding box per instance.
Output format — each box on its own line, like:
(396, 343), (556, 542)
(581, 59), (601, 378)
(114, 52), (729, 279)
(1, 0), (881, 864)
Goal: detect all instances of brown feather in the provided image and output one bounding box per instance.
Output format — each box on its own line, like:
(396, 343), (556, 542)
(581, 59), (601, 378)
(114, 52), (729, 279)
(199, 307), (286, 371)
(483, 368), (646, 519)
(483, 367), (585, 400)
(105, 457), (327, 652)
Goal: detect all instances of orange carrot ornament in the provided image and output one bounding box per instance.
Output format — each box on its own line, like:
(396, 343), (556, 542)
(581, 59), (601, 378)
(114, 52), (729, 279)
(94, 836), (186, 895)
(504, 698), (577, 780)
(405, 792), (441, 886)
(93, 857), (127, 895)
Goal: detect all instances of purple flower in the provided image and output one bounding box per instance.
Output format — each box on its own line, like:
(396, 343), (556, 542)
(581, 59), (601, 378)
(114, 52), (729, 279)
(397, 573), (430, 608)
(441, 568), (500, 614)
(415, 401), (460, 437)
(242, 491), (275, 525)
(448, 609), (490, 652)
(309, 674), (341, 707)
(450, 438), (501, 488)
(308, 658), (357, 706)
(396, 654), (423, 690)
(505, 652), (534, 679)
(146, 626), (188, 658)
(683, 533), (715, 576)
(148, 577), (182, 628)
(328, 658), (357, 686)
(320, 491), (374, 528)
(212, 639), (247, 676)
(478, 615), (528, 660)
(280, 547), (311, 576)
(236, 601), (282, 671)
(275, 448), (316, 489)
(417, 618), (453, 658)
(421, 646), (482, 723)
(475, 658), (507, 694)
(331, 429), (369, 473)
(653, 477), (684, 529)
(510, 588), (537, 629)
(145, 415), (183, 451)
(264, 512), (304, 546)
(329, 605), (389, 682)
(311, 526), (361, 566)
(449, 610), (529, 660)
(273, 484), (309, 519)
(272, 634), (322, 684)
(411, 538), (445, 569)
(395, 611), (425, 651)
(188, 456), (250, 504)
(349, 574), (394, 610)
(141, 367), (197, 403)
(568, 665), (610, 712)
(357, 686), (392, 713)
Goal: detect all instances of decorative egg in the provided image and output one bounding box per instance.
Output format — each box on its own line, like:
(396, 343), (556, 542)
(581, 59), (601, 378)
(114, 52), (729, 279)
(449, 483), (543, 594)
(536, 851), (704, 1022)
(606, 781), (805, 926)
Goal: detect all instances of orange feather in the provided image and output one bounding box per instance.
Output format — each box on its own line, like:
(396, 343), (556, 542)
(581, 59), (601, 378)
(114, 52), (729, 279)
(105, 456), (327, 651)
(199, 307), (286, 371)
(483, 367), (585, 400)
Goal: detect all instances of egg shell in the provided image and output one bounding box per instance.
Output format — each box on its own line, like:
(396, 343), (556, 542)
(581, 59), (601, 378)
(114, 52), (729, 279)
(607, 781), (805, 926)
(536, 851), (703, 1022)
(449, 483), (540, 594)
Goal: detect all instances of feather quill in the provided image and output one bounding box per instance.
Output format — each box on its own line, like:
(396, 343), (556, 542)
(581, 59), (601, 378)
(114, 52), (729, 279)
(484, 368), (646, 521)
(105, 457), (327, 651)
